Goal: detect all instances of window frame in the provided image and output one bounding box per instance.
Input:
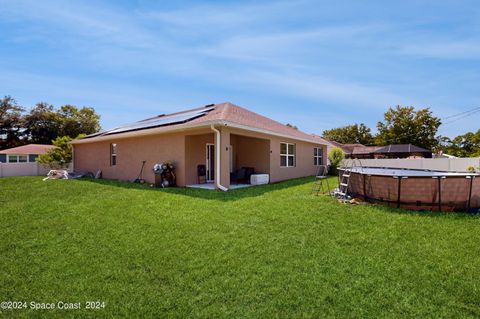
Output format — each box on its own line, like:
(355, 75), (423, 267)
(18, 155), (28, 163)
(280, 142), (296, 168)
(314, 147), (323, 166)
(110, 143), (117, 166)
(7, 155), (19, 163)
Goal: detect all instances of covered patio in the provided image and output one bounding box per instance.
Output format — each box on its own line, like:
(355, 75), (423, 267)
(184, 129), (271, 189)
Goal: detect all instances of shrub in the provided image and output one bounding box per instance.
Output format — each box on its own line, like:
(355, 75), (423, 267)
(328, 147), (345, 175)
(37, 136), (73, 169)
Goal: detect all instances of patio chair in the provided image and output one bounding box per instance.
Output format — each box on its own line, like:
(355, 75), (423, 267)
(230, 167), (255, 184)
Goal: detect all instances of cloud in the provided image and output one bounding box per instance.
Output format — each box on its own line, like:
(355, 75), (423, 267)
(1, 0), (478, 137)
(141, 1), (299, 31)
(198, 25), (382, 62)
(0, 0), (161, 48)
(0, 69), (211, 128)
(236, 70), (411, 110)
(399, 39), (480, 59)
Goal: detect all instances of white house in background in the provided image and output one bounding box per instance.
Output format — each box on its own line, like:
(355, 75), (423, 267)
(0, 144), (55, 177)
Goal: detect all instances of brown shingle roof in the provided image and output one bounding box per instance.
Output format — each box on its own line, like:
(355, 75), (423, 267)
(373, 144), (431, 154)
(198, 103), (328, 143)
(80, 102), (329, 144)
(351, 145), (383, 155)
(0, 144), (55, 155)
(324, 139), (344, 149)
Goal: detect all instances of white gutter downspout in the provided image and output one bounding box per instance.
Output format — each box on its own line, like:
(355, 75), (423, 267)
(210, 124), (228, 191)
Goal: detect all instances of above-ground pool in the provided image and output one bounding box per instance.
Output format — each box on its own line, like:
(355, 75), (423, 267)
(340, 167), (480, 212)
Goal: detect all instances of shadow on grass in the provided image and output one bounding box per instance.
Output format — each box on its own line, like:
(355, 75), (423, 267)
(76, 176), (326, 202)
(72, 176), (477, 217)
(356, 198), (479, 219)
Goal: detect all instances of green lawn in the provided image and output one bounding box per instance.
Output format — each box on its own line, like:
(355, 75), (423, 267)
(1, 176), (480, 318)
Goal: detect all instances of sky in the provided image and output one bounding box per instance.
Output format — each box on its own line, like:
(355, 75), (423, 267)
(0, 0), (479, 138)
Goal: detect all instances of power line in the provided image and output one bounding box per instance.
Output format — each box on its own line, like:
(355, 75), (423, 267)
(442, 108), (480, 125)
(442, 106), (480, 120)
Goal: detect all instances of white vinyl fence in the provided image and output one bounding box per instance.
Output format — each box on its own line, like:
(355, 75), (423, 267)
(0, 162), (73, 178)
(343, 158), (480, 173)
(0, 162), (50, 177)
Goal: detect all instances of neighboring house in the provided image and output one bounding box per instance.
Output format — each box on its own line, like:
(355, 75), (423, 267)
(373, 144), (432, 159)
(0, 144), (55, 177)
(324, 140), (380, 159)
(71, 102), (330, 189)
(348, 145), (384, 159)
(325, 140), (432, 159)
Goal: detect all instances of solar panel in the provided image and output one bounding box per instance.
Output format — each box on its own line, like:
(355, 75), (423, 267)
(105, 106), (215, 135)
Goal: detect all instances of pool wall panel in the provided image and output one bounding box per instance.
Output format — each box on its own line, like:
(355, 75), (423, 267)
(341, 168), (480, 212)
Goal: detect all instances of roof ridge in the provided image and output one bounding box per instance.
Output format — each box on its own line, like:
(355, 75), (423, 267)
(219, 102), (232, 121)
(220, 102), (324, 141)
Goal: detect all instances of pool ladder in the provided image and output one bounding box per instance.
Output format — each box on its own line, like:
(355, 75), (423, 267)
(337, 159), (362, 200)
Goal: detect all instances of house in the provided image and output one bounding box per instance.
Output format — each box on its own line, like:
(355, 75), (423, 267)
(324, 140), (381, 159)
(71, 102), (330, 189)
(0, 144), (55, 177)
(373, 144), (432, 159)
(326, 140), (432, 159)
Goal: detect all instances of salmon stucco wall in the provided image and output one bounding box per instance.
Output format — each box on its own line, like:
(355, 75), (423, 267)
(74, 132), (186, 185)
(184, 132), (214, 185)
(74, 126), (329, 188)
(268, 135), (325, 183)
(219, 126), (327, 184)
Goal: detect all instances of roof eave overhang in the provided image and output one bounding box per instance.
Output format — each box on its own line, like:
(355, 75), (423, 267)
(70, 121), (218, 144)
(221, 121), (328, 145)
(70, 120), (329, 146)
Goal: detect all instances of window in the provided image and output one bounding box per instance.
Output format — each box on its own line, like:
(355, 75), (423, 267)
(7, 155), (29, 163)
(8, 155), (18, 163)
(314, 147), (323, 166)
(110, 143), (117, 166)
(280, 142), (295, 167)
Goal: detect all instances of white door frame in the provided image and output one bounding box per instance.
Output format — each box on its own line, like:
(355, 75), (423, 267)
(206, 143), (215, 182)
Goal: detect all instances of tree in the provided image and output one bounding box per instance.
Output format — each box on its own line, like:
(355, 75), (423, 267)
(323, 123), (374, 145)
(328, 147), (345, 175)
(23, 102), (62, 144)
(58, 105), (101, 138)
(376, 106), (441, 150)
(440, 130), (480, 157)
(0, 96), (25, 150)
(23, 103), (101, 144)
(37, 136), (73, 169)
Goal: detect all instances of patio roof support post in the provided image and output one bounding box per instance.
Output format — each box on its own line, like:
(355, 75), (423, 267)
(210, 124), (228, 192)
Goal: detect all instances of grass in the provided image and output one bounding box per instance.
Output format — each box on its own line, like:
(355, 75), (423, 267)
(1, 176), (480, 318)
